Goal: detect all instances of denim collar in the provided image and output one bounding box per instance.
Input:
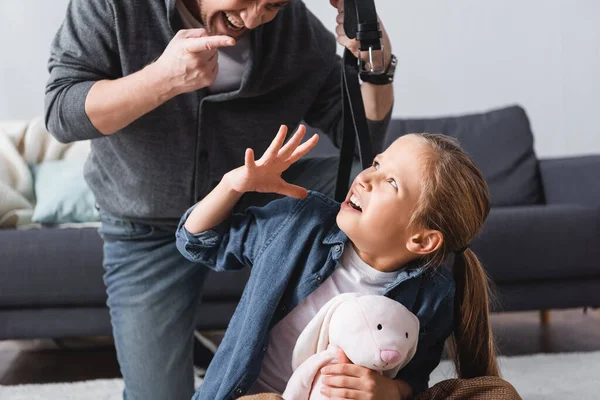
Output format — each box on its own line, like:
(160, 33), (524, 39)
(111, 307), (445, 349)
(322, 222), (348, 246)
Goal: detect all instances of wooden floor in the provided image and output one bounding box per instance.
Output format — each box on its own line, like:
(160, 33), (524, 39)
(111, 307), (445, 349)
(1, 308), (600, 385)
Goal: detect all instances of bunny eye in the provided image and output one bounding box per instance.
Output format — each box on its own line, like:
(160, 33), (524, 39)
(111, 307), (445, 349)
(377, 324), (383, 330)
(405, 332), (409, 339)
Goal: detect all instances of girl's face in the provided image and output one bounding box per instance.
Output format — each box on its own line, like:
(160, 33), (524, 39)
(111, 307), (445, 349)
(336, 135), (437, 271)
(194, 0), (291, 39)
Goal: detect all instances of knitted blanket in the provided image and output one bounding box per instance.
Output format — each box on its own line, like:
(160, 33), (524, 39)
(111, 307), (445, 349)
(0, 117), (90, 228)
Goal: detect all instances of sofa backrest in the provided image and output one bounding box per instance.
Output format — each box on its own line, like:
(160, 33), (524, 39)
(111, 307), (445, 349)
(311, 105), (543, 207)
(385, 105), (542, 207)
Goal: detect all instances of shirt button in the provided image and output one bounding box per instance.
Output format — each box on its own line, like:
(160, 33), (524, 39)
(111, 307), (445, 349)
(281, 305), (287, 313)
(235, 388), (245, 396)
(333, 245), (341, 253)
(262, 345), (268, 352)
(316, 275), (323, 283)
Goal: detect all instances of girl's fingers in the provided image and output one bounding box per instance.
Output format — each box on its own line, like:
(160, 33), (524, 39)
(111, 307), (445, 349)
(320, 385), (360, 399)
(278, 125), (307, 160)
(286, 134), (319, 164)
(321, 375), (363, 390)
(244, 148), (256, 169)
(321, 363), (364, 378)
(277, 181), (308, 199)
(262, 125), (288, 161)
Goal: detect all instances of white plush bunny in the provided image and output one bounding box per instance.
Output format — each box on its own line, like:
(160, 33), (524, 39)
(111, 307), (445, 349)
(282, 293), (420, 400)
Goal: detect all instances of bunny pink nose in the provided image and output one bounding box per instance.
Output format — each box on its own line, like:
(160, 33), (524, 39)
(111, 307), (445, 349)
(380, 350), (401, 364)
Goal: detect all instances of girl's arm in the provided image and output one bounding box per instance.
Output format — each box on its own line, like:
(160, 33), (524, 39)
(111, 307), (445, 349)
(183, 124), (319, 234)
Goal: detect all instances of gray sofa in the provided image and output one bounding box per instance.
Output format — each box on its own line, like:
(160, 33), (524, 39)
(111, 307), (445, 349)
(1, 105), (599, 340)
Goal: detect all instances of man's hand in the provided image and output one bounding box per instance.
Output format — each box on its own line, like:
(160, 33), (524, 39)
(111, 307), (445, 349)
(320, 348), (411, 400)
(153, 28), (235, 95)
(329, 0), (392, 70)
(224, 125), (319, 199)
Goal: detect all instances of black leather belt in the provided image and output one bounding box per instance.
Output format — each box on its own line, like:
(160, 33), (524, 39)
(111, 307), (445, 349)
(334, 0), (383, 202)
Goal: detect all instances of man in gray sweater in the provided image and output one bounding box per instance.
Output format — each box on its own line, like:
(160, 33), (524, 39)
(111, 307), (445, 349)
(45, 0), (395, 398)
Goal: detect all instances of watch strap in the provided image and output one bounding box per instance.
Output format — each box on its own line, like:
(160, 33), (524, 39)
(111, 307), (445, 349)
(359, 53), (397, 85)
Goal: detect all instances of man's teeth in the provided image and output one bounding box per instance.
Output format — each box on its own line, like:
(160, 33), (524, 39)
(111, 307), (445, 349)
(350, 194), (362, 211)
(223, 12), (244, 29)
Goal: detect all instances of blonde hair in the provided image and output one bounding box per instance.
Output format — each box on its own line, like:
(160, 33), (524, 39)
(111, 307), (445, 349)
(410, 133), (499, 378)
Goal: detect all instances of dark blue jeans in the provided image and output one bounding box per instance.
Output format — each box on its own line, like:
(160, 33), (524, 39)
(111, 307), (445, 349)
(99, 156), (361, 400)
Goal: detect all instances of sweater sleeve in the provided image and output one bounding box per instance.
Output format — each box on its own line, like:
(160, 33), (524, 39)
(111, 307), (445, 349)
(44, 0), (122, 143)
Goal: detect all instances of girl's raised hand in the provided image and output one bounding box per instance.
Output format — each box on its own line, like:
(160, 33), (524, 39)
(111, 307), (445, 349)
(225, 125), (319, 198)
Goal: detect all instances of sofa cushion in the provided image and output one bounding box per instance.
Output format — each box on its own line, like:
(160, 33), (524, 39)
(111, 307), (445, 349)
(386, 105), (543, 207)
(472, 205), (600, 284)
(31, 158), (100, 224)
(0, 227), (249, 308)
(0, 227), (107, 307)
(310, 106), (543, 207)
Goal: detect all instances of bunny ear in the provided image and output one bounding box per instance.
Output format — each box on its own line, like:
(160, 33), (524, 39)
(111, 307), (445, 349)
(291, 293), (361, 371)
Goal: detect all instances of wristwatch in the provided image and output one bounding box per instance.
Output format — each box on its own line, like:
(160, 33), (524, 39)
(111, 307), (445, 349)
(359, 54), (397, 85)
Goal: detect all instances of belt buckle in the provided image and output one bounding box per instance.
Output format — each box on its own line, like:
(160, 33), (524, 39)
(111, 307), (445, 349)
(358, 45), (386, 75)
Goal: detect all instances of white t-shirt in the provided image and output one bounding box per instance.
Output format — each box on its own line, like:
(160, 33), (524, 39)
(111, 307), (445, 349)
(250, 244), (402, 395)
(175, 0), (250, 94)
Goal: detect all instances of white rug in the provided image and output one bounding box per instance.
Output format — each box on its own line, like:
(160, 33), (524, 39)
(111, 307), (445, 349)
(1, 351), (599, 400)
(430, 351), (600, 400)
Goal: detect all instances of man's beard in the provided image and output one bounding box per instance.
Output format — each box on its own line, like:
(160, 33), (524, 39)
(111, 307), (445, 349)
(197, 1), (209, 29)
(183, 0), (207, 27)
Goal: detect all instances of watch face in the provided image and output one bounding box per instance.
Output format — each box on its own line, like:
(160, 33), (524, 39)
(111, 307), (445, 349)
(387, 55), (397, 73)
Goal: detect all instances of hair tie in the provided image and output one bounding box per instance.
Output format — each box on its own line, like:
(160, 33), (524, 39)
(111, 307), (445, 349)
(455, 245), (470, 255)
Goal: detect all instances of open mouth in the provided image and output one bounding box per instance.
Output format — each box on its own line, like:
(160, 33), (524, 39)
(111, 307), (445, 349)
(222, 11), (245, 31)
(349, 193), (363, 212)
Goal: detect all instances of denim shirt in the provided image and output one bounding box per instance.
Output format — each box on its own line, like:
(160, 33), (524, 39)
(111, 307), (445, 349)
(176, 192), (455, 400)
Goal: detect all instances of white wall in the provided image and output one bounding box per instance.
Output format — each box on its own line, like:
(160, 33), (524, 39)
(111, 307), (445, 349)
(306, 0), (600, 158)
(1, 1), (599, 157)
(0, 0), (72, 123)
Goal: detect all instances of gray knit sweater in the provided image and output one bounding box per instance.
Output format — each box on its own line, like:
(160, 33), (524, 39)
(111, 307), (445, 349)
(45, 0), (390, 228)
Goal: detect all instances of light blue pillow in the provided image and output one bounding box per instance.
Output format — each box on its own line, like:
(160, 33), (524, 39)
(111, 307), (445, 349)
(31, 158), (100, 224)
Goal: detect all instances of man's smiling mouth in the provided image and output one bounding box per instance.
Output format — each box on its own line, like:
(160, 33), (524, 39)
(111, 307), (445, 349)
(222, 11), (244, 31)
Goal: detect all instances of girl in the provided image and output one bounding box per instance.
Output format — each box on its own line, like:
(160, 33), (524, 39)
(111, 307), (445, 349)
(176, 125), (519, 400)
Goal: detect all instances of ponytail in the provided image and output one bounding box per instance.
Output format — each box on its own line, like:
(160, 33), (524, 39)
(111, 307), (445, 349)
(450, 248), (499, 378)
(408, 133), (497, 377)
